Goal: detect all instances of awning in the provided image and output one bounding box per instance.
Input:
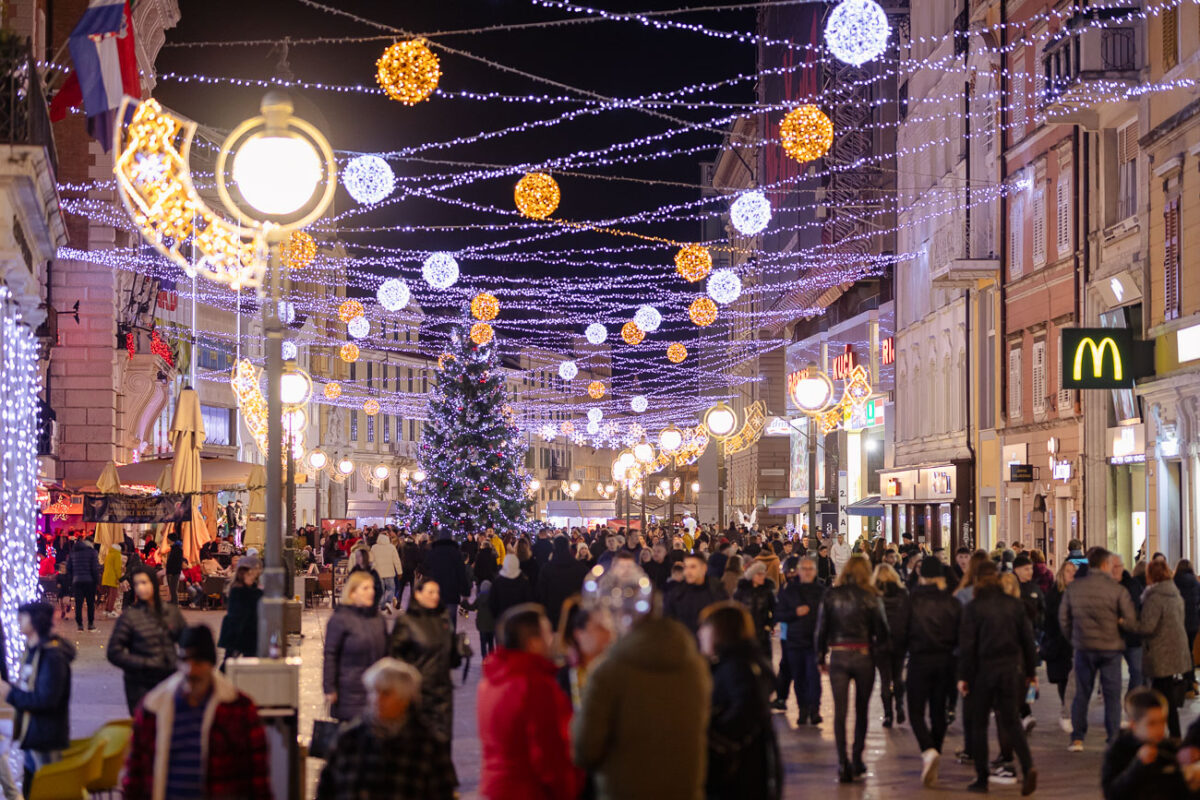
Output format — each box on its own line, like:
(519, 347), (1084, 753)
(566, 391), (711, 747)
(101, 456), (259, 492)
(545, 500), (615, 518)
(768, 496), (809, 514)
(347, 499), (396, 520)
(845, 495), (884, 517)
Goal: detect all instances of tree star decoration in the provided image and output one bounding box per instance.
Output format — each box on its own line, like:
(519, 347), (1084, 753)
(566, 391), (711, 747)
(630, 395), (648, 413)
(780, 104), (834, 163)
(348, 316), (370, 339)
(634, 305), (662, 332)
(377, 278), (411, 311)
(423, 252), (460, 289)
(825, 0), (891, 66)
(585, 323), (608, 345)
(281, 340), (297, 361)
(514, 172), (561, 219)
(730, 190), (772, 235)
(558, 360), (578, 381)
(707, 268), (743, 305)
(667, 343), (688, 363)
(376, 39), (441, 105)
(621, 321), (645, 345)
(689, 297), (718, 327)
(587, 407), (603, 424)
(342, 154), (396, 204)
(674, 244), (712, 283)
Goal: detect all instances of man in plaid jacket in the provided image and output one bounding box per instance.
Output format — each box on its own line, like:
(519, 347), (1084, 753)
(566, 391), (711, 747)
(317, 657), (457, 800)
(123, 626), (270, 800)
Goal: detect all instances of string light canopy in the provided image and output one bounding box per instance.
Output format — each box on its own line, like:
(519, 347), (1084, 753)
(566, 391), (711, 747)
(323, 382), (342, 399)
(780, 104), (834, 163)
(585, 322), (608, 344)
(631, 395), (648, 413)
(338, 299), (364, 323)
(339, 343), (360, 363)
(674, 244), (713, 283)
(689, 296), (718, 327)
(707, 268), (743, 305)
(470, 292), (500, 321)
(558, 360), (578, 381)
(730, 190), (771, 235)
(667, 342), (688, 363)
(342, 154), (396, 204)
(587, 380), (606, 399)
(470, 322), (494, 345)
(377, 277), (411, 311)
(621, 321), (645, 345)
(348, 316), (370, 339)
(376, 39), (441, 105)
(514, 171), (561, 219)
(422, 251), (459, 289)
(825, 0), (891, 66)
(282, 230), (316, 269)
(633, 305), (662, 332)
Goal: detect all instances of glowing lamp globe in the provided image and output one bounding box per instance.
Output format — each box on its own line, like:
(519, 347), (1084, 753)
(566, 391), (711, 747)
(339, 343), (360, 363)
(307, 450), (328, 470)
(621, 321), (645, 345)
(372, 464), (391, 481)
(514, 172), (561, 219)
(422, 252), (459, 289)
(528, 478), (541, 492)
(558, 360), (578, 381)
(470, 292), (499, 321)
(279, 368), (313, 406)
(338, 299), (364, 323)
(730, 190), (771, 235)
(634, 305), (662, 332)
(703, 401), (737, 439)
(469, 322), (494, 345)
(585, 323), (608, 345)
(791, 370), (834, 412)
(376, 39), (440, 105)
(282, 408), (308, 436)
(674, 244), (713, 283)
(587, 407), (603, 424)
(412, 468), (426, 483)
(363, 398), (380, 416)
(587, 380), (606, 399)
(348, 316), (370, 339)
(780, 105), (834, 163)
(586, 421), (600, 435)
(826, 0), (891, 66)
(342, 154), (395, 204)
(658, 425), (684, 454)
(666, 343), (688, 363)
(633, 441), (655, 464)
(630, 395), (648, 413)
(337, 458), (355, 476)
(281, 340), (297, 361)
(707, 268), (743, 305)
(689, 297), (718, 327)
(232, 135), (322, 216)
(323, 382), (342, 399)
(618, 450), (637, 469)
(377, 278), (410, 311)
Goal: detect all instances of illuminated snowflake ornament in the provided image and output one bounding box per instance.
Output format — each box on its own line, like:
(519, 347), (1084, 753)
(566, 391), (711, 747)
(342, 155), (396, 204)
(587, 407), (603, 424)
(585, 323), (608, 345)
(634, 305), (662, 332)
(377, 278), (411, 311)
(558, 360), (578, 381)
(281, 340), (297, 361)
(825, 0), (891, 66)
(422, 252), (460, 289)
(707, 268), (743, 305)
(539, 423), (557, 441)
(277, 301), (296, 324)
(730, 190), (772, 235)
(630, 395), (648, 413)
(348, 316), (370, 339)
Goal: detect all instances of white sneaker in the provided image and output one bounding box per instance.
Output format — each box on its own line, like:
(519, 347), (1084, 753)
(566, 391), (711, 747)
(1068, 740), (1083, 752)
(1021, 714), (1036, 734)
(1058, 717), (1072, 733)
(921, 748), (940, 787)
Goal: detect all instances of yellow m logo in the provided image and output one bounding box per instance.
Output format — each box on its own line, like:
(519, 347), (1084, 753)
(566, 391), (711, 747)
(1072, 337), (1123, 381)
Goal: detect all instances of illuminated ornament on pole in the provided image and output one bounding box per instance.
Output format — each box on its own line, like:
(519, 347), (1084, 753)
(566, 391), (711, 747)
(323, 382), (342, 399)
(281, 340), (297, 361)
(634, 305), (662, 332)
(674, 244), (712, 283)
(585, 323), (608, 345)
(730, 190), (771, 235)
(588, 381), (606, 399)
(277, 301), (296, 324)
(282, 230), (316, 269)
(422, 252), (459, 289)
(375, 39), (441, 105)
(470, 292), (499, 321)
(558, 360), (578, 381)
(825, 0), (891, 66)
(338, 299), (364, 323)
(689, 297), (718, 327)
(707, 268), (743, 305)
(587, 407), (603, 424)
(363, 398), (380, 416)
(377, 278), (410, 311)
(666, 343), (688, 363)
(630, 395), (648, 413)
(621, 321), (645, 345)
(703, 401), (738, 439)
(348, 316), (370, 339)
(780, 104), (834, 163)
(339, 343), (360, 363)
(342, 154), (395, 204)
(514, 172), (561, 219)
(470, 322), (494, 345)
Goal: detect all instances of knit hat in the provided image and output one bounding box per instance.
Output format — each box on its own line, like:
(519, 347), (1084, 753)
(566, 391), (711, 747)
(1012, 554), (1032, 569)
(919, 557), (944, 579)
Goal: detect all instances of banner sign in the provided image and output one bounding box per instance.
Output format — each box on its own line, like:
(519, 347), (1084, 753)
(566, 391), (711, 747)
(82, 493), (193, 524)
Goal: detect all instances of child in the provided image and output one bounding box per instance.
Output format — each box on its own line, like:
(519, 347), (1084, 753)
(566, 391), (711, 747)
(461, 580), (496, 659)
(1101, 687), (1187, 800)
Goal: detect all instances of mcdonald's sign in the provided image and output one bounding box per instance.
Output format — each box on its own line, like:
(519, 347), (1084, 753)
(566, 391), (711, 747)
(1061, 328), (1142, 389)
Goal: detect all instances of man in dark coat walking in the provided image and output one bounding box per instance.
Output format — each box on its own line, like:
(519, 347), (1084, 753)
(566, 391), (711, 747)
(664, 553), (728, 636)
(66, 536), (100, 631)
(422, 535), (469, 630)
(537, 536), (590, 628)
(776, 556), (826, 725)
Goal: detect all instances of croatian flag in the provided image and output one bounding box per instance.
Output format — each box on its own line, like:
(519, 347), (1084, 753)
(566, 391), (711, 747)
(48, 0), (140, 151)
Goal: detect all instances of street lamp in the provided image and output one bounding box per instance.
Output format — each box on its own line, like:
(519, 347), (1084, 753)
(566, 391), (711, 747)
(703, 401), (737, 531)
(412, 468), (426, 483)
(790, 363), (833, 542)
(337, 457), (355, 476)
(306, 450), (328, 471)
(633, 439), (655, 465)
(658, 425), (683, 531)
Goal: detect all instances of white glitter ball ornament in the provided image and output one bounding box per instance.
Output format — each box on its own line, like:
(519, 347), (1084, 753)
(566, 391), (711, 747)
(707, 268), (743, 305)
(558, 360), (578, 381)
(634, 305), (662, 332)
(348, 316), (370, 339)
(587, 407), (603, 424)
(585, 323), (608, 344)
(422, 252), (460, 289)
(630, 395), (648, 413)
(825, 0), (891, 66)
(377, 278), (411, 311)
(586, 421), (600, 435)
(342, 154), (396, 204)
(730, 190), (772, 235)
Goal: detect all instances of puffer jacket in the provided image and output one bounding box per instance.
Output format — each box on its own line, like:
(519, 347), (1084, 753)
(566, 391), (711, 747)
(323, 605), (388, 721)
(814, 583), (889, 662)
(390, 604), (457, 741)
(906, 584), (960, 657)
(1130, 579), (1194, 679)
(66, 540), (100, 586)
(1059, 571), (1137, 652)
(106, 600), (185, 711)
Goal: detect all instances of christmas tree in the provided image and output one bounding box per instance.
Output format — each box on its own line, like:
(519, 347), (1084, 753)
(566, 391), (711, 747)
(405, 328), (533, 536)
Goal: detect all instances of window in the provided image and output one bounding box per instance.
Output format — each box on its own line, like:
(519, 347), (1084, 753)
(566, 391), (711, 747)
(1009, 196), (1024, 279)
(1011, 69), (1026, 138)
(1164, 6), (1179, 71)
(366, 415), (374, 443)
(367, 362), (373, 390)
(1056, 175), (1071, 257)
(350, 363), (357, 382)
(980, 288), (996, 429)
(1057, 331), (1073, 412)
(1165, 197), (1181, 320)
(1031, 340), (1047, 416)
(200, 405), (236, 447)
(396, 415), (402, 442)
(350, 412), (358, 442)
(382, 414), (390, 443)
(1032, 188), (1046, 267)
(197, 346), (232, 372)
(1117, 122), (1138, 220)
(1008, 345), (1022, 421)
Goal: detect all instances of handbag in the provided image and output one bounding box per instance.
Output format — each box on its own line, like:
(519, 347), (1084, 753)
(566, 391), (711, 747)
(309, 715), (343, 761)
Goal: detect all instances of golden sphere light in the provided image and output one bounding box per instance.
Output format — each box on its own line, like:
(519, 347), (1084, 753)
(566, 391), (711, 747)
(338, 299), (365, 323)
(621, 321), (645, 345)
(282, 230), (316, 270)
(339, 343), (360, 363)
(689, 297), (718, 327)
(323, 382), (342, 400)
(363, 398), (380, 416)
(470, 322), (494, 345)
(587, 380), (606, 399)
(470, 292), (499, 321)
(666, 342), (688, 363)
(376, 39), (441, 105)
(674, 244), (713, 283)
(780, 104), (834, 163)
(514, 172), (561, 219)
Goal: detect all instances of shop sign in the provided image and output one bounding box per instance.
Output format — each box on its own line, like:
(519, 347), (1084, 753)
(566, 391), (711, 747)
(764, 416), (793, 436)
(830, 344), (857, 381)
(885, 477), (902, 497)
(1062, 328), (1146, 389)
(786, 368), (809, 403)
(880, 336), (895, 366)
(843, 397), (883, 431)
(1108, 425), (1145, 464)
(1052, 460), (1072, 481)
(82, 493), (193, 524)
(1009, 464), (1035, 482)
(929, 470), (954, 495)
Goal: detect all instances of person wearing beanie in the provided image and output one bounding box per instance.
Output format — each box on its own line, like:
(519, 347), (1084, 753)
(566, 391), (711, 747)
(905, 557), (961, 787)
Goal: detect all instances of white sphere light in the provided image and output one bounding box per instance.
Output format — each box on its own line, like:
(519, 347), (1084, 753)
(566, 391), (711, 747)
(630, 395), (648, 413)
(707, 268), (743, 305)
(232, 135), (322, 216)
(347, 316), (370, 339)
(281, 340), (297, 361)
(342, 154), (395, 205)
(730, 190), (772, 235)
(277, 300), (296, 324)
(422, 252), (459, 289)
(587, 407), (603, 424)
(634, 305), (662, 332)
(825, 0), (891, 66)
(792, 373), (834, 412)
(376, 278), (411, 311)
(585, 323), (608, 345)
(558, 360), (578, 381)
(586, 420), (600, 435)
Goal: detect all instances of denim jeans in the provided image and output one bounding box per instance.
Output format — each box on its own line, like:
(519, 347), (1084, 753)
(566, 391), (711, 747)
(380, 576), (397, 606)
(1123, 645), (1144, 694)
(785, 643), (821, 717)
(1071, 649), (1123, 743)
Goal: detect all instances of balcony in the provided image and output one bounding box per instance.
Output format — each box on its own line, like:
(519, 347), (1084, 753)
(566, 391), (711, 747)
(931, 258), (1000, 288)
(0, 36), (56, 176)
(1040, 7), (1141, 129)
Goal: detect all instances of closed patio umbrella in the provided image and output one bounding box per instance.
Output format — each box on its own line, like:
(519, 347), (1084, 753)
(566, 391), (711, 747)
(245, 464), (266, 552)
(169, 387), (209, 564)
(95, 461), (122, 560)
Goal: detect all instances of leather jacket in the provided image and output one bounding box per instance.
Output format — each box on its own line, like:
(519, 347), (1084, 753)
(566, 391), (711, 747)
(814, 583), (889, 662)
(906, 584), (961, 657)
(959, 584), (1037, 681)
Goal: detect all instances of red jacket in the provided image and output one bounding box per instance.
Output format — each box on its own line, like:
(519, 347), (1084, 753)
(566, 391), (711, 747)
(477, 647), (581, 800)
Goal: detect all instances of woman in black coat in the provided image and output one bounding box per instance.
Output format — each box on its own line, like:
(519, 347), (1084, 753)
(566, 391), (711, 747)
(390, 577), (459, 745)
(323, 570), (388, 721)
(1174, 559), (1200, 688)
(699, 602), (782, 800)
(537, 536), (591, 628)
(872, 564), (911, 728)
(106, 567), (184, 713)
(473, 543), (499, 588)
(732, 562), (776, 659)
(218, 557), (264, 659)
(489, 554), (535, 622)
(347, 545), (383, 610)
(1040, 560), (1077, 724)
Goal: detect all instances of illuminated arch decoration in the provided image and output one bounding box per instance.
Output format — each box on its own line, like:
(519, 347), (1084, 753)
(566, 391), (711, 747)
(721, 400), (767, 456)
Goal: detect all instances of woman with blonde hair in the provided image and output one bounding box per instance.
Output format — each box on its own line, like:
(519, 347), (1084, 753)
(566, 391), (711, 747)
(323, 570), (387, 721)
(1040, 560), (1077, 730)
(872, 563), (910, 728)
(816, 555), (889, 782)
(954, 550), (991, 604)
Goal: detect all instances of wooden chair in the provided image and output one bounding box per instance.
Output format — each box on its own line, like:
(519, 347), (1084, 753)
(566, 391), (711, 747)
(315, 570), (333, 606)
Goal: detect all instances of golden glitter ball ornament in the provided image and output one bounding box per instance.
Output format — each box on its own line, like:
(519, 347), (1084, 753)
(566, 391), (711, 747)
(780, 104), (834, 163)
(282, 231), (316, 270)
(674, 244), (713, 283)
(667, 343), (688, 363)
(587, 380), (606, 399)
(470, 322), (495, 345)
(621, 321), (645, 345)
(339, 343), (360, 363)
(323, 382), (342, 400)
(560, 421), (575, 435)
(363, 399), (380, 416)
(514, 172), (561, 220)
(438, 353), (456, 370)
(470, 292), (500, 321)
(338, 299), (365, 323)
(376, 39), (440, 106)
(689, 297), (718, 327)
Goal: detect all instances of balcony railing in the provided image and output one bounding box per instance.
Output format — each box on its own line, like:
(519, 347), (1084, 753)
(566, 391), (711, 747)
(1041, 7), (1140, 114)
(0, 36), (57, 177)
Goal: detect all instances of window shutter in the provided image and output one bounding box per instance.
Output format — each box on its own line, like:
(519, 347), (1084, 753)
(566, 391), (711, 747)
(1164, 7), (1179, 71)
(1056, 176), (1071, 257)
(1032, 340), (1047, 415)
(1032, 189), (1047, 266)
(1165, 197), (1181, 320)
(1057, 332), (1073, 412)
(1008, 346), (1022, 421)
(1012, 71), (1026, 137)
(1009, 197), (1024, 279)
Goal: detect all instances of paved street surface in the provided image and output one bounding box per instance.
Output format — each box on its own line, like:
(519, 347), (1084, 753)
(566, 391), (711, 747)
(65, 603), (1196, 799)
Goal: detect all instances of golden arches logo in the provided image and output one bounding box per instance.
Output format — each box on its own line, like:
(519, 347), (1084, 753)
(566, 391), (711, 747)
(1072, 337), (1123, 382)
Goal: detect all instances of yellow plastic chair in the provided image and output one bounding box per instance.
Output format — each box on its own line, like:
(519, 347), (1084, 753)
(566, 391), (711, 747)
(85, 724), (133, 798)
(61, 719), (133, 760)
(28, 737), (103, 800)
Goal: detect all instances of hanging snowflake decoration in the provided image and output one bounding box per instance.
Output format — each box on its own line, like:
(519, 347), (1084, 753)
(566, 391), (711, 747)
(281, 340), (297, 361)
(539, 423), (557, 441)
(377, 278), (411, 311)
(348, 316), (370, 339)
(423, 252), (460, 289)
(277, 300), (296, 324)
(707, 268), (743, 305)
(587, 407), (603, 424)
(558, 360), (578, 381)
(570, 431), (587, 446)
(343, 154), (396, 204)
(585, 323), (608, 345)
(630, 395), (648, 413)
(629, 422), (646, 441)
(825, 0), (891, 66)
(634, 305), (662, 332)
(730, 190), (772, 235)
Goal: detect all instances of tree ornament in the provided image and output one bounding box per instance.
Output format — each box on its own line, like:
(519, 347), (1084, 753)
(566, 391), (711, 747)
(585, 323), (608, 344)
(780, 105), (834, 163)
(631, 395), (648, 413)
(339, 343), (360, 363)
(376, 39), (440, 105)
(377, 278), (411, 311)
(471, 292), (500, 321)
(514, 172), (560, 220)
(277, 301), (296, 324)
(634, 305), (662, 332)
(674, 244), (713, 283)
(689, 297), (718, 327)
(348, 316), (370, 339)
(558, 360), (578, 381)
(621, 321), (645, 345)
(587, 407), (603, 424)
(338, 299), (365, 323)
(667, 343), (688, 363)
(342, 154), (395, 204)
(707, 268), (743, 305)
(282, 230), (317, 269)
(730, 190), (772, 235)
(470, 322), (494, 345)
(363, 398), (380, 416)
(281, 340), (297, 361)
(422, 252), (459, 289)
(825, 0), (891, 66)
(438, 353), (456, 370)
(324, 382), (342, 399)
(587, 381), (606, 399)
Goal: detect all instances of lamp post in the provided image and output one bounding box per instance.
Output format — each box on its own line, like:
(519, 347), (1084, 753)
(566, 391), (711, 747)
(790, 365), (834, 542)
(659, 424), (683, 534)
(703, 401), (738, 531)
(691, 480), (701, 519)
